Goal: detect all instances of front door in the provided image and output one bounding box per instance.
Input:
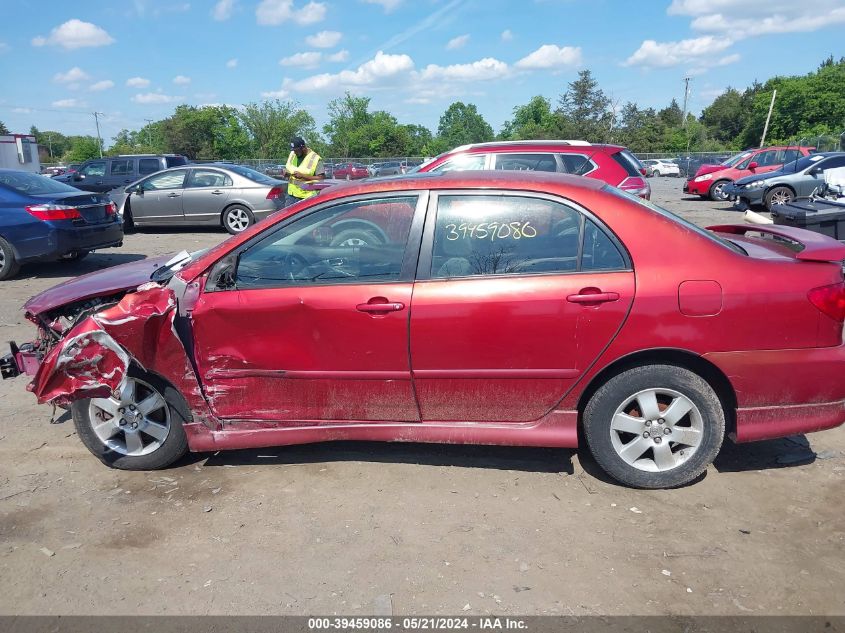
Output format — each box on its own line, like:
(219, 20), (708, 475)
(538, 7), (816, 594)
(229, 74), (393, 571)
(130, 169), (188, 224)
(182, 168), (232, 224)
(72, 160), (107, 192)
(191, 193), (425, 422)
(410, 192), (635, 422)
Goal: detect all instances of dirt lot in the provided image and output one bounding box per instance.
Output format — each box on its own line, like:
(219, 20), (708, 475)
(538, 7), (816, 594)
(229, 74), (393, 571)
(0, 177), (843, 616)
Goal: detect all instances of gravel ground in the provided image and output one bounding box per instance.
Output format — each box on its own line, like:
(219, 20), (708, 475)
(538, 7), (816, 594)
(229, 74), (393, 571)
(0, 177), (842, 616)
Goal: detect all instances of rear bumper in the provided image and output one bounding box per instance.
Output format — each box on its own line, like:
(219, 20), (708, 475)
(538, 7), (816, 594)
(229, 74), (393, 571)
(705, 344), (845, 442)
(16, 222), (124, 263)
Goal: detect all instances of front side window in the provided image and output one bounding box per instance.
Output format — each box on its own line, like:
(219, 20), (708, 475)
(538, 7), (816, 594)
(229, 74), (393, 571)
(80, 161), (106, 177)
(235, 196), (417, 290)
(110, 159), (132, 176)
(494, 154), (557, 173)
(430, 194), (625, 279)
(431, 154), (487, 173)
(755, 150), (779, 167)
(187, 169), (232, 188)
(142, 170), (187, 190)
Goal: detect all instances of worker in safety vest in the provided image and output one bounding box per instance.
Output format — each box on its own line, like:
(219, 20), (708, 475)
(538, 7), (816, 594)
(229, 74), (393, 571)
(282, 136), (325, 207)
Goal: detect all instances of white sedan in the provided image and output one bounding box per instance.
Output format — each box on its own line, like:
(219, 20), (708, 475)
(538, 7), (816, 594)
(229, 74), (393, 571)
(642, 159), (680, 177)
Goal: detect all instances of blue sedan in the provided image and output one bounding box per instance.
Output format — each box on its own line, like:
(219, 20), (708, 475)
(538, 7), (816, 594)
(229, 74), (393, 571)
(0, 169), (124, 280)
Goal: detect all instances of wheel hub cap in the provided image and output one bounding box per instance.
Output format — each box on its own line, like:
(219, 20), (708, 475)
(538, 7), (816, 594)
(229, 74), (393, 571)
(89, 377), (171, 456)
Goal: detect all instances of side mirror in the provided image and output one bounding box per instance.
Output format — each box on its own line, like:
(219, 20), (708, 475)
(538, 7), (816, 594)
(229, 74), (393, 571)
(809, 166), (823, 176)
(748, 161), (759, 171)
(126, 184), (140, 194)
(73, 173), (84, 181)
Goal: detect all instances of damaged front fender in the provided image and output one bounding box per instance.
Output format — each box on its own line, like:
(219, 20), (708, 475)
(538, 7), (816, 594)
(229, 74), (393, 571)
(29, 284), (215, 431)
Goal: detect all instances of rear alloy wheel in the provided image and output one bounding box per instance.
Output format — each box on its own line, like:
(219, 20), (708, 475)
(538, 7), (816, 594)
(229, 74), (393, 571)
(0, 236), (21, 281)
(764, 186), (794, 211)
(72, 367), (189, 470)
(709, 179), (731, 202)
(653, 170), (662, 177)
(223, 205), (255, 235)
(584, 365), (725, 489)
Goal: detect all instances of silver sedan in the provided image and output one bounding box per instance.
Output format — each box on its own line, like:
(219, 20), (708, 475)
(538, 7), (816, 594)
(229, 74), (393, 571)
(113, 164), (286, 234)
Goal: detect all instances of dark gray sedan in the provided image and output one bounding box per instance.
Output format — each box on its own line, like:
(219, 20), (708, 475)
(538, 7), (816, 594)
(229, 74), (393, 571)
(727, 152), (845, 211)
(113, 164), (286, 234)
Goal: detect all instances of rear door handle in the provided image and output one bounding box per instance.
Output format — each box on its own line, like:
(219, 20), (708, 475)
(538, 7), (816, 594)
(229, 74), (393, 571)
(567, 291), (620, 304)
(167, 193), (181, 198)
(356, 301), (405, 313)
(211, 190), (225, 195)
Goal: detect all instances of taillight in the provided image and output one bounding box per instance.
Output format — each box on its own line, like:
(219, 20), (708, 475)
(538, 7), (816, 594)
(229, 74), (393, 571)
(105, 202), (117, 216)
(619, 177), (650, 199)
(808, 282), (845, 322)
(25, 204), (82, 221)
(266, 186), (285, 200)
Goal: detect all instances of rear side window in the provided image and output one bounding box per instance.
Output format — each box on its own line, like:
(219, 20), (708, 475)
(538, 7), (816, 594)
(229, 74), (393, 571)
(138, 158), (161, 175)
(560, 153), (596, 175)
(110, 159), (133, 176)
(187, 169), (232, 188)
(611, 149), (643, 177)
(431, 154), (487, 173)
(494, 154), (557, 172)
(166, 156), (188, 168)
(431, 194), (626, 279)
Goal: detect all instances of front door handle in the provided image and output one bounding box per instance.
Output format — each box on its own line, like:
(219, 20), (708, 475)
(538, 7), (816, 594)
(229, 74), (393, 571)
(567, 290), (620, 304)
(167, 192), (181, 198)
(356, 300), (405, 313)
(211, 190), (225, 195)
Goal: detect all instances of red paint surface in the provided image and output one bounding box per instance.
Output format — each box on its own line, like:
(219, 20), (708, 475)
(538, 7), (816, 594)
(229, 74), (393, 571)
(19, 171), (845, 454)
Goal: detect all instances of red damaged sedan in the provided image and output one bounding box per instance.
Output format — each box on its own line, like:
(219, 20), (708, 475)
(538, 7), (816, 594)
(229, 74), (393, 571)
(4, 171), (845, 488)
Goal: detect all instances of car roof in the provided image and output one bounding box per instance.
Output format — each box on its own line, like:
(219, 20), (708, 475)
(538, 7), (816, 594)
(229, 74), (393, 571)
(448, 140), (625, 153)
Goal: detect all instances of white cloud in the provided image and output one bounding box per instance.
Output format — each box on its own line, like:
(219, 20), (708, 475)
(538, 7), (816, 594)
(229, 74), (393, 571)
(12, 107), (32, 114)
(90, 79), (115, 91)
(327, 49), (349, 62)
(288, 50), (414, 91)
(418, 58), (509, 82)
(500, 29), (513, 42)
(52, 98), (84, 108)
(446, 34), (470, 50)
(226, 58), (238, 68)
(126, 76), (151, 88)
(131, 92), (184, 104)
(280, 51), (322, 68)
(623, 35), (733, 68)
(173, 75), (192, 85)
(306, 30), (342, 48)
(261, 88), (290, 99)
(0, 42), (9, 53)
(32, 19), (115, 49)
(362, 0), (402, 12)
(514, 44), (582, 70)
(668, 0), (845, 35)
(53, 66), (90, 83)
(212, 0), (236, 20)
(256, 0), (326, 25)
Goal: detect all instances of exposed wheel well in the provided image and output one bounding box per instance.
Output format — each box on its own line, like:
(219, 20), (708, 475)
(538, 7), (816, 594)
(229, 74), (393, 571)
(576, 348), (737, 436)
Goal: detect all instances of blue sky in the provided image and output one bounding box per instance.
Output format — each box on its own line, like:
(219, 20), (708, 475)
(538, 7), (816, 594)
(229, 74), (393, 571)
(1, 0), (843, 146)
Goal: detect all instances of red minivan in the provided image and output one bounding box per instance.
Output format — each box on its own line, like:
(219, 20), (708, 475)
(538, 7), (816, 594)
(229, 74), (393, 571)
(683, 146), (814, 201)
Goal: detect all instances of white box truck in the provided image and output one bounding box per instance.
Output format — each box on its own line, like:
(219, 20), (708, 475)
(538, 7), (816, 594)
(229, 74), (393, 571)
(0, 134), (41, 173)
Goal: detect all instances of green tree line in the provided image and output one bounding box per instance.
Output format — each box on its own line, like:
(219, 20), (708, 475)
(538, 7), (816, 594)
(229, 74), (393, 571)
(20, 56), (845, 164)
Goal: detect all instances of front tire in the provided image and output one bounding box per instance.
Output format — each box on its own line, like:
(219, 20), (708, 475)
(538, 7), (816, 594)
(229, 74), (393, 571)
(0, 236), (21, 281)
(72, 367), (189, 470)
(222, 205), (255, 235)
(764, 186), (794, 211)
(709, 179), (731, 201)
(583, 365), (725, 489)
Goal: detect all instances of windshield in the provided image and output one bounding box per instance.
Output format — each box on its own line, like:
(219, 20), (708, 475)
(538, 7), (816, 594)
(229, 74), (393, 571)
(604, 186), (746, 255)
(722, 151), (753, 167)
(224, 164), (279, 184)
(0, 171), (81, 195)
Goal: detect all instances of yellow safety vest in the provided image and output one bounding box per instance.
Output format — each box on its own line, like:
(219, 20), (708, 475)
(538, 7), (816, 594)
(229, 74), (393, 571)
(286, 150), (321, 199)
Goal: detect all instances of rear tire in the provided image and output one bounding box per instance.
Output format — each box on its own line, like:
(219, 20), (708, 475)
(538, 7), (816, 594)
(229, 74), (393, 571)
(222, 205), (255, 235)
(0, 236), (21, 281)
(72, 366), (190, 470)
(583, 364), (725, 489)
(764, 186), (794, 211)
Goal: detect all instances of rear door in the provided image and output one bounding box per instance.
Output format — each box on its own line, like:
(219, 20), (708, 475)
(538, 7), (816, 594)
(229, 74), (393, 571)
(106, 158), (136, 191)
(182, 168), (232, 224)
(409, 191), (635, 422)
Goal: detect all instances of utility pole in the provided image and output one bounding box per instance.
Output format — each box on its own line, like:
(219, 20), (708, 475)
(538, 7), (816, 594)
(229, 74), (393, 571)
(760, 89), (777, 147)
(93, 112), (104, 158)
(144, 118), (153, 147)
(46, 133), (53, 160)
(681, 76), (691, 126)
